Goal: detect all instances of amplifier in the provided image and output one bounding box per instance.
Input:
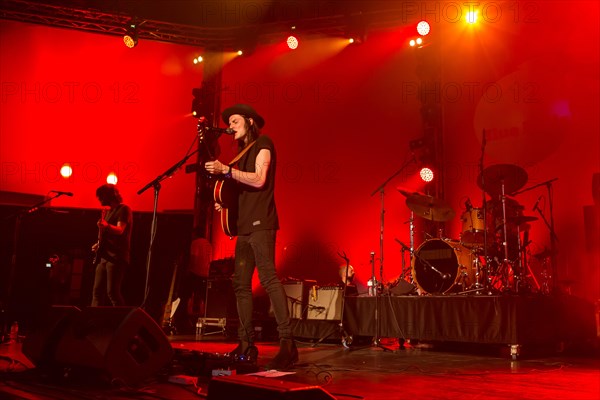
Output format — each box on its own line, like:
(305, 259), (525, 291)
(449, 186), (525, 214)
(307, 286), (343, 320)
(271, 280), (316, 320)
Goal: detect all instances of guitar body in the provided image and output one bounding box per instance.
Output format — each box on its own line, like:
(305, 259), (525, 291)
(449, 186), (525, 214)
(214, 178), (238, 237)
(162, 262), (180, 334)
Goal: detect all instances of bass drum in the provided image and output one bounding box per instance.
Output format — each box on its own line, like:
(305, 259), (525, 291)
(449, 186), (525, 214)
(412, 239), (475, 294)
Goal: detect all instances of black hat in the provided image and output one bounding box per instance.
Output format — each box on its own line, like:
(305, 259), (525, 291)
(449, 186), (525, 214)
(221, 104), (265, 128)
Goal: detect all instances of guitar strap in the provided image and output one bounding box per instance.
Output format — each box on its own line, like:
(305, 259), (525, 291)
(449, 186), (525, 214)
(227, 140), (257, 167)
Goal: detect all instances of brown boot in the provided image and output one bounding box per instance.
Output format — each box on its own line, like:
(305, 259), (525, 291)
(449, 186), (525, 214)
(266, 338), (298, 370)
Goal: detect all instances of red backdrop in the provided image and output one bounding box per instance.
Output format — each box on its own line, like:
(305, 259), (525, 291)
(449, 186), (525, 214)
(1, 1), (599, 301)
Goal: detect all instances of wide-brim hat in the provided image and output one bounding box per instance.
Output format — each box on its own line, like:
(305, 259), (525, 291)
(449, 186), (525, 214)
(221, 104), (265, 128)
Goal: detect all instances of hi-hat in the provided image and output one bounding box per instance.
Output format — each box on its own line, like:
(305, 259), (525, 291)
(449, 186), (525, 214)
(477, 164), (528, 195)
(405, 193), (456, 222)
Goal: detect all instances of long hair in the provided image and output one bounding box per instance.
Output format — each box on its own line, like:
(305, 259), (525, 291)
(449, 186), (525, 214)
(237, 116), (261, 149)
(96, 184), (123, 204)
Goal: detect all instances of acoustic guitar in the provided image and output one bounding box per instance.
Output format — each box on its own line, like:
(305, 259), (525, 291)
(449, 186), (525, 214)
(214, 178), (238, 237)
(212, 140), (256, 237)
(92, 208), (107, 265)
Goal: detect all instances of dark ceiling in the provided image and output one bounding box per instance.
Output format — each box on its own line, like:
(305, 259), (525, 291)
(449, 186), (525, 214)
(0, 0), (413, 48)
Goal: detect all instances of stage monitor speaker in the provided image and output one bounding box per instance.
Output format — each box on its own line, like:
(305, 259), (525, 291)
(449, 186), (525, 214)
(22, 306), (173, 386)
(208, 374), (336, 400)
(307, 286), (343, 320)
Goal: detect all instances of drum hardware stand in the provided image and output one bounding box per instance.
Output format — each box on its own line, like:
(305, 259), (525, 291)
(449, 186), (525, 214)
(394, 239), (416, 286)
(514, 178), (559, 293)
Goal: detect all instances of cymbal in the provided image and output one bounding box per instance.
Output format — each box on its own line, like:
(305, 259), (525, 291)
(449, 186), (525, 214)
(477, 164), (528, 195)
(507, 215), (538, 225)
(405, 193), (456, 222)
(533, 248), (557, 259)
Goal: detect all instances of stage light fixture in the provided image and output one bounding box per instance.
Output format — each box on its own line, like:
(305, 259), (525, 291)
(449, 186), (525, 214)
(466, 11), (478, 24)
(420, 167), (434, 183)
(107, 173), (118, 184)
(123, 23), (138, 48)
(193, 56), (203, 64)
(409, 37), (425, 48)
(287, 35), (299, 49)
(417, 21), (430, 36)
(60, 163), (72, 179)
(287, 26), (299, 49)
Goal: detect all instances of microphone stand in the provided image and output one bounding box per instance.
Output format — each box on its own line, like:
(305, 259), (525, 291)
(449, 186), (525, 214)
(370, 156), (416, 293)
(137, 135), (203, 310)
(479, 129), (494, 295)
(312, 251), (353, 348)
(355, 156), (414, 352)
(2, 192), (69, 340)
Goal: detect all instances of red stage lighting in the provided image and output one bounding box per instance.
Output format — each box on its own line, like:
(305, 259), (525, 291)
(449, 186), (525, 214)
(420, 167), (434, 182)
(123, 23), (138, 48)
(417, 21), (430, 36)
(287, 35), (299, 50)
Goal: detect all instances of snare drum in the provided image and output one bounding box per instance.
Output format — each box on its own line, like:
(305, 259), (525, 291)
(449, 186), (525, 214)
(460, 208), (493, 248)
(412, 239), (475, 294)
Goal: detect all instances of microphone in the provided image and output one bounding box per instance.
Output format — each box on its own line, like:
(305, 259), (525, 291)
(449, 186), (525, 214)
(465, 197), (473, 211)
(50, 190), (73, 197)
(206, 127), (236, 135)
(532, 195), (542, 211)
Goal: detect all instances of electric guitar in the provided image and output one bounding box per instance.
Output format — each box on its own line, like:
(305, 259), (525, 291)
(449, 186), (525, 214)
(214, 178), (238, 237)
(92, 208), (107, 265)
(162, 261), (180, 334)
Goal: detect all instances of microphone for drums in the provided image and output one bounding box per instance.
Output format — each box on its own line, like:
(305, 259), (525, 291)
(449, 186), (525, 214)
(465, 198), (473, 211)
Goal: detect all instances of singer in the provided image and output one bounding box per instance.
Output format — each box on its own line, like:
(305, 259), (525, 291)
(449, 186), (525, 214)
(204, 104), (297, 370)
(90, 184), (132, 307)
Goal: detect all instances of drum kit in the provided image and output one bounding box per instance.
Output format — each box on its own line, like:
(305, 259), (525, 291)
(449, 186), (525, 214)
(398, 164), (544, 295)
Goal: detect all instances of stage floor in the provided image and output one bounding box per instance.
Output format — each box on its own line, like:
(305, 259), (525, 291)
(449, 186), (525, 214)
(1, 331), (599, 399)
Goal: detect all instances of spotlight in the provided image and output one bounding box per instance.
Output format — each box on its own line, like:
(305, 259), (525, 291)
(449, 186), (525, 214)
(287, 26), (299, 49)
(417, 21), (430, 36)
(193, 56), (203, 64)
(287, 35), (299, 50)
(419, 167), (434, 183)
(123, 23), (138, 48)
(107, 173), (118, 184)
(60, 163), (72, 179)
(410, 39), (416, 47)
(237, 50), (243, 56)
(466, 11), (478, 24)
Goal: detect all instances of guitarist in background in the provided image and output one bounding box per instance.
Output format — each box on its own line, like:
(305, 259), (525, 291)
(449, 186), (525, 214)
(205, 104), (297, 371)
(90, 184), (132, 307)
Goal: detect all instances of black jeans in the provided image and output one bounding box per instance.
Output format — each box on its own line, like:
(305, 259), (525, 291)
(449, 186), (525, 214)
(233, 229), (291, 342)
